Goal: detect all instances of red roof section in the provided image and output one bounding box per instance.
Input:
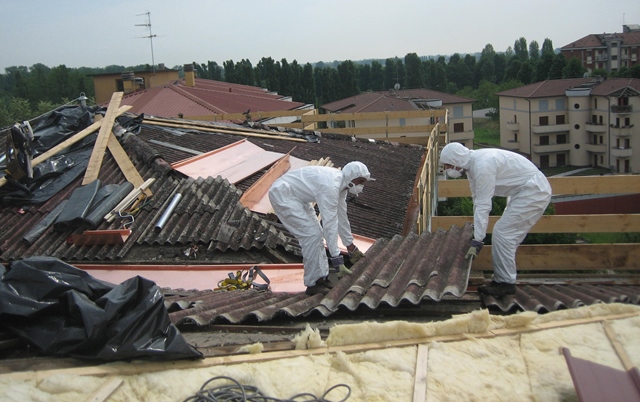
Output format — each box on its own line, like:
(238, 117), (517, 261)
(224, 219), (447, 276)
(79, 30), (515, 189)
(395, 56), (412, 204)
(561, 32), (640, 49)
(496, 78), (640, 98)
(119, 78), (306, 118)
(321, 89), (474, 113)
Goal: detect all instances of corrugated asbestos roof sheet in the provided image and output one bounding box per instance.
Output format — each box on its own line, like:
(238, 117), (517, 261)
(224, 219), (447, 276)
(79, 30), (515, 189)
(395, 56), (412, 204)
(138, 123), (425, 241)
(164, 223), (474, 325)
(0, 134), (292, 262)
(483, 284), (640, 313)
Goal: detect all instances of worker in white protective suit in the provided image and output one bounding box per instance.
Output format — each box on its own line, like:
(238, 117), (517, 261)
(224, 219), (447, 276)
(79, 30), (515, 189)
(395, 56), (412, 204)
(268, 162), (374, 296)
(439, 143), (552, 297)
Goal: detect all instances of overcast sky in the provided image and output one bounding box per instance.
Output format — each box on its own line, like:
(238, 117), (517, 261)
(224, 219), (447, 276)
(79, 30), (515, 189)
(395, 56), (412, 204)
(1, 0), (639, 71)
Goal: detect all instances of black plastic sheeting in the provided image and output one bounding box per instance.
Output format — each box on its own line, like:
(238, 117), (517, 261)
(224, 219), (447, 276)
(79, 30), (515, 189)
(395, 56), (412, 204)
(0, 257), (202, 362)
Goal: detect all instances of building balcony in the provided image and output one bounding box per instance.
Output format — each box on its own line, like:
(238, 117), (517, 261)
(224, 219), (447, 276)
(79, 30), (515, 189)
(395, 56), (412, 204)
(596, 55), (608, 61)
(610, 124), (634, 136)
(532, 123), (571, 134)
(584, 143), (607, 154)
(611, 105), (632, 114)
(505, 121), (520, 131)
(502, 140), (520, 151)
(448, 130), (474, 142)
(585, 122), (607, 133)
(611, 147), (633, 158)
(532, 143), (571, 154)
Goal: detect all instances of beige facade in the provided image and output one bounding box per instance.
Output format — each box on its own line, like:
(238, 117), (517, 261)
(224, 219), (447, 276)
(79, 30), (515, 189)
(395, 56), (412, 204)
(92, 69), (179, 104)
(499, 81), (639, 173)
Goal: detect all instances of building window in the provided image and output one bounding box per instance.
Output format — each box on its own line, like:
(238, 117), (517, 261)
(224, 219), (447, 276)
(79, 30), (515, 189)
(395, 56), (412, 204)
(555, 99), (565, 110)
(594, 98), (598, 109)
(539, 116), (549, 126)
(599, 115), (603, 125)
(539, 100), (548, 111)
(453, 106), (463, 118)
(592, 115), (598, 124)
(557, 153), (566, 166)
(599, 135), (603, 144)
(399, 118), (406, 127)
(540, 155), (549, 168)
(453, 122), (464, 133)
(556, 115), (565, 124)
(612, 55), (618, 61)
(612, 42), (618, 47)
(625, 117), (631, 126)
(557, 134), (567, 144)
(513, 115), (517, 123)
(540, 136), (549, 145)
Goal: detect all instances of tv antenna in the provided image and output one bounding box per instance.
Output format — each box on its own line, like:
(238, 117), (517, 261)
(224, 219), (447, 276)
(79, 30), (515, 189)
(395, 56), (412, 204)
(136, 12), (157, 73)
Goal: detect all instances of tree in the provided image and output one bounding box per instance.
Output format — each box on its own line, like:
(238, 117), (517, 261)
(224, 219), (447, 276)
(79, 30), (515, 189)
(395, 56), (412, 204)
(208, 61), (222, 81)
(301, 63), (316, 105)
(529, 40), (540, 61)
(279, 58), (291, 96)
(533, 51), (554, 82)
(548, 54), (567, 79)
(493, 53), (507, 84)
(517, 61), (534, 84)
(514, 37), (528, 60)
(369, 61), (384, 91)
(541, 38), (554, 55)
(336, 60), (359, 99)
(404, 53), (423, 89)
(563, 57), (586, 78)
(223, 60), (237, 83)
(358, 63), (371, 92)
(477, 44), (496, 83)
(503, 59), (522, 82)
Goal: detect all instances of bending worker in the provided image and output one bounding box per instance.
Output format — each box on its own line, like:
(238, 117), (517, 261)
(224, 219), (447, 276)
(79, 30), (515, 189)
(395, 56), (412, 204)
(268, 162), (373, 296)
(440, 143), (551, 297)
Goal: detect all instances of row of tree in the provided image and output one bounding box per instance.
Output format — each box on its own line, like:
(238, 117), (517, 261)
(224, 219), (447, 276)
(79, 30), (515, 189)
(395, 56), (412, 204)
(3, 37), (640, 128)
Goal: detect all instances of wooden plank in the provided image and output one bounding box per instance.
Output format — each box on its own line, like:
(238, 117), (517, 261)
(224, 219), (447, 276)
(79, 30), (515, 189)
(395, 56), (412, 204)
(84, 378), (123, 402)
(302, 109), (448, 123)
(412, 344), (429, 402)
(3, 312), (637, 381)
(143, 119), (306, 142)
(431, 214), (640, 233)
(603, 321), (634, 371)
(315, 124), (440, 136)
(239, 152), (291, 210)
(0, 106), (131, 189)
(82, 92), (124, 185)
(470, 244), (640, 271)
(185, 108), (313, 122)
(107, 132), (151, 196)
(438, 175), (640, 198)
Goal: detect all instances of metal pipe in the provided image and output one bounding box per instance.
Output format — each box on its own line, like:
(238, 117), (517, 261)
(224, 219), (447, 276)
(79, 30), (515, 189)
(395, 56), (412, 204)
(154, 193), (182, 232)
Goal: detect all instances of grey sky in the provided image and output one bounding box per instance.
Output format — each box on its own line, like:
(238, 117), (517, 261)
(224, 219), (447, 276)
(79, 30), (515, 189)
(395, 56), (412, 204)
(1, 0), (639, 71)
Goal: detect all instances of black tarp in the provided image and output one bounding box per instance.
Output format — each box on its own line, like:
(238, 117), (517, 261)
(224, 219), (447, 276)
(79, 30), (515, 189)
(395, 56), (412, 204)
(0, 256), (202, 361)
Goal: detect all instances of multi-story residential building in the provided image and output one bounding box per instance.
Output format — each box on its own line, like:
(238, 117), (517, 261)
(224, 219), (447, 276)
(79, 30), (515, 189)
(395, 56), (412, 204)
(561, 24), (640, 73)
(321, 89), (475, 147)
(496, 77), (640, 173)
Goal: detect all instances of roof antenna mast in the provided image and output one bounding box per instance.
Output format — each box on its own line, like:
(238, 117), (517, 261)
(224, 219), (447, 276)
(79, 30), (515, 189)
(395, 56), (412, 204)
(136, 12), (156, 73)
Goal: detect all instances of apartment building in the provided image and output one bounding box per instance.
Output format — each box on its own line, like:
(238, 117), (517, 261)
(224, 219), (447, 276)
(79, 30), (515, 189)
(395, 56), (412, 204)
(496, 77), (640, 173)
(561, 24), (640, 73)
(321, 89), (475, 147)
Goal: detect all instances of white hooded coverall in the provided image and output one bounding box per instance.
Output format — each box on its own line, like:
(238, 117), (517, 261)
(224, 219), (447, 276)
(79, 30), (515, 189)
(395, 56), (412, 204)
(440, 143), (552, 284)
(268, 162), (371, 287)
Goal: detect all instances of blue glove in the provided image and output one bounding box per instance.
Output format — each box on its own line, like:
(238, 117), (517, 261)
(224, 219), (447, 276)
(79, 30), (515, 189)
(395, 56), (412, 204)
(328, 255), (344, 268)
(465, 240), (484, 259)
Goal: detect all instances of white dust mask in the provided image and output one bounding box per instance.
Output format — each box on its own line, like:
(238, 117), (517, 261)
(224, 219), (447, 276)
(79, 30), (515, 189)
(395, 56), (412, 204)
(445, 168), (462, 179)
(348, 183), (364, 196)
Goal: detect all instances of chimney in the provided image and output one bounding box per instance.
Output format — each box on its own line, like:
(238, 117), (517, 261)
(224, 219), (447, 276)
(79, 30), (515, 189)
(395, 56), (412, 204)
(121, 71), (136, 94)
(184, 64), (195, 87)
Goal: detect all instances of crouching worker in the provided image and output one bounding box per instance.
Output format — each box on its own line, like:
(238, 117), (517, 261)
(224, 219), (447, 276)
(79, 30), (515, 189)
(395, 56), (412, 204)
(439, 143), (552, 297)
(268, 162), (373, 296)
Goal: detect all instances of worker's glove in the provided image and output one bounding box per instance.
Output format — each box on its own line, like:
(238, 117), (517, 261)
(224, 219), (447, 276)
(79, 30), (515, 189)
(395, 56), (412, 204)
(328, 255), (345, 268)
(348, 247), (365, 264)
(337, 264), (353, 278)
(465, 240), (484, 260)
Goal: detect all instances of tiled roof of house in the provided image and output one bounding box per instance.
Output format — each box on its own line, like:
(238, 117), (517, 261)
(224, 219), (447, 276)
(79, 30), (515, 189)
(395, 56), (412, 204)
(561, 32), (640, 49)
(321, 89), (474, 113)
(119, 79), (307, 118)
(495, 78), (640, 98)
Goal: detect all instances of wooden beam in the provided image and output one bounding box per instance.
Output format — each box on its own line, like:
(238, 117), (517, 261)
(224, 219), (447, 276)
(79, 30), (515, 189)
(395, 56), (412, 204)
(185, 109), (313, 122)
(240, 152), (292, 210)
(470, 244), (640, 271)
(143, 119), (307, 142)
(603, 321), (634, 371)
(84, 378), (123, 402)
(315, 124), (439, 136)
(412, 344), (429, 402)
(438, 175), (640, 198)
(3, 312), (636, 381)
(302, 109), (448, 123)
(0, 106), (131, 189)
(431, 214), (640, 233)
(107, 133), (151, 196)
(82, 92), (124, 185)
